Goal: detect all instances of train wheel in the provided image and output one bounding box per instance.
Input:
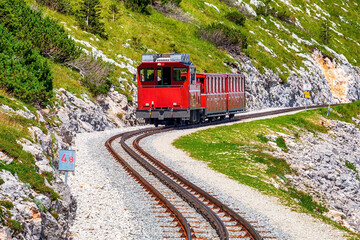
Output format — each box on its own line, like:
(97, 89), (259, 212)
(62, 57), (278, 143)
(154, 119), (159, 127)
(220, 115), (225, 120)
(229, 114), (234, 120)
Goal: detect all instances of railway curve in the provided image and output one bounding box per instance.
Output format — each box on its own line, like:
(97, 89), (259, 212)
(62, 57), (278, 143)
(106, 105), (337, 240)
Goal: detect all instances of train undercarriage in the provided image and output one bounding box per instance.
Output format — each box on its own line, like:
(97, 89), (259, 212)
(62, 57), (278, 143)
(137, 108), (244, 127)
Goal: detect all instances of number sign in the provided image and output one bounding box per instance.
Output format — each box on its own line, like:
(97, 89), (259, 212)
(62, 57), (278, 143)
(303, 84), (312, 91)
(58, 150), (76, 171)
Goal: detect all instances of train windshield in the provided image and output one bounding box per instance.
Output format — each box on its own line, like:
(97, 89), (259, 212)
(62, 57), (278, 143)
(157, 67), (171, 86)
(139, 68), (154, 82)
(173, 68), (188, 81)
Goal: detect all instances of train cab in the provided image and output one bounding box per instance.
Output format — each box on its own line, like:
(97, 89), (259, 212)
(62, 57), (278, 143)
(136, 53), (201, 126)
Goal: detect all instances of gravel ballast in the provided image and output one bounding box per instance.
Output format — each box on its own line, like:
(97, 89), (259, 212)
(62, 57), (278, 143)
(69, 127), (164, 240)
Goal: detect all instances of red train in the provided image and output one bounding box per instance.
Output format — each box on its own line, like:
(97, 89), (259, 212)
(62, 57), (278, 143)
(136, 53), (245, 126)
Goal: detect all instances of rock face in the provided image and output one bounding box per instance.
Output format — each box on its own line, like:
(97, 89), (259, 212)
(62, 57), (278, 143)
(240, 49), (360, 110)
(270, 118), (360, 233)
(0, 170), (76, 240)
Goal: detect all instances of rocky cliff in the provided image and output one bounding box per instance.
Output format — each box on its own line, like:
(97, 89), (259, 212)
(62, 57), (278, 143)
(0, 87), (137, 239)
(241, 49), (360, 110)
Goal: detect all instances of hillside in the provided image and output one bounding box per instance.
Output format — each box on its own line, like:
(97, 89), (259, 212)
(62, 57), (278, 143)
(22, 0), (360, 107)
(26, 1), (359, 76)
(0, 0), (359, 238)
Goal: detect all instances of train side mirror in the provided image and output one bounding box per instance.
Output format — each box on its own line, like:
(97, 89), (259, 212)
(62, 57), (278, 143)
(133, 74), (137, 82)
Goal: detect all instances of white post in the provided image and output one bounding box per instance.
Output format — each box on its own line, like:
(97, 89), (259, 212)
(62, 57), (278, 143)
(65, 171), (68, 184)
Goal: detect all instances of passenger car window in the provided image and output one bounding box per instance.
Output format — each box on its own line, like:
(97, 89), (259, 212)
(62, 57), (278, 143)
(139, 68), (154, 82)
(173, 68), (188, 81)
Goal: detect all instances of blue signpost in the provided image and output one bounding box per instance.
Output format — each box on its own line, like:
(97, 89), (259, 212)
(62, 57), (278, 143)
(58, 149), (76, 184)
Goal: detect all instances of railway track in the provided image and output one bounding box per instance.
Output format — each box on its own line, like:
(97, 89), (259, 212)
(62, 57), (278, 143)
(105, 105), (334, 240)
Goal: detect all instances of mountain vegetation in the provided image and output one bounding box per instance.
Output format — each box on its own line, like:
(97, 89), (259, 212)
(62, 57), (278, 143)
(0, 0), (80, 105)
(19, 0), (358, 89)
(77, 0), (107, 39)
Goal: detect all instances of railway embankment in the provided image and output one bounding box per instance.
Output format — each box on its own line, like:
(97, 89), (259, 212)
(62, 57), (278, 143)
(172, 102), (360, 238)
(0, 88), (135, 239)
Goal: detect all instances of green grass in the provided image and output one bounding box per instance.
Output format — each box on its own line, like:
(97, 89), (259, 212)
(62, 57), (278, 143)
(50, 62), (90, 97)
(0, 200), (14, 210)
(256, 134), (269, 143)
(275, 137), (288, 151)
(173, 101), (360, 237)
(7, 219), (23, 233)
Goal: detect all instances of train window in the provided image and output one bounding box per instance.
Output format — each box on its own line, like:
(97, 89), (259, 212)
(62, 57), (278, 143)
(139, 68), (154, 82)
(229, 77), (232, 92)
(173, 68), (188, 81)
(190, 67), (196, 85)
(241, 77), (245, 92)
(197, 78), (205, 93)
(157, 67), (171, 86)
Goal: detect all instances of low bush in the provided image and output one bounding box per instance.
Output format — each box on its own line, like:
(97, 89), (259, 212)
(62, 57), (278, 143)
(35, 0), (72, 14)
(225, 11), (246, 26)
(199, 23), (247, 54)
(68, 54), (114, 96)
(160, 0), (181, 6)
(124, 0), (151, 12)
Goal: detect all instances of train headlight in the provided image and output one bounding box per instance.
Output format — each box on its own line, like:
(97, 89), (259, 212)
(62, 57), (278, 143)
(145, 103), (150, 107)
(173, 102), (177, 106)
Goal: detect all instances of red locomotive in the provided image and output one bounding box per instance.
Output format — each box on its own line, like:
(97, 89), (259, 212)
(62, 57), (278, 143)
(136, 53), (245, 126)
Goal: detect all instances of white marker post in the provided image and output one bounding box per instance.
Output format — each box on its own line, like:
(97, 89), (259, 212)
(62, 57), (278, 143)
(58, 150), (76, 184)
(303, 84), (312, 112)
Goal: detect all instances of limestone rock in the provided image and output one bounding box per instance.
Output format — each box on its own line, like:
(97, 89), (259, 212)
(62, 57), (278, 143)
(269, 118), (360, 233)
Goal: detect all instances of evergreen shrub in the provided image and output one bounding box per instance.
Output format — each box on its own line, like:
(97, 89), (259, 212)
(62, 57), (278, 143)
(226, 11), (246, 26)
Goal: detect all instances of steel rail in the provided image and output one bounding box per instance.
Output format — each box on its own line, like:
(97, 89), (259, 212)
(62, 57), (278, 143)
(105, 130), (192, 240)
(134, 129), (262, 240)
(120, 129), (229, 240)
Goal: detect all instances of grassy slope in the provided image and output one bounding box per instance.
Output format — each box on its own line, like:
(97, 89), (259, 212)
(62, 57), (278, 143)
(25, 0), (360, 88)
(173, 101), (360, 237)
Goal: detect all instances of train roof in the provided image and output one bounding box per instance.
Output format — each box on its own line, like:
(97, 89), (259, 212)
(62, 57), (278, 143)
(142, 53), (192, 65)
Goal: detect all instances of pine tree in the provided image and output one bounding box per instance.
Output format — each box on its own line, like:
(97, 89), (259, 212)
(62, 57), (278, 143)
(124, 0), (150, 12)
(320, 21), (331, 45)
(108, 3), (119, 22)
(78, 0), (107, 39)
